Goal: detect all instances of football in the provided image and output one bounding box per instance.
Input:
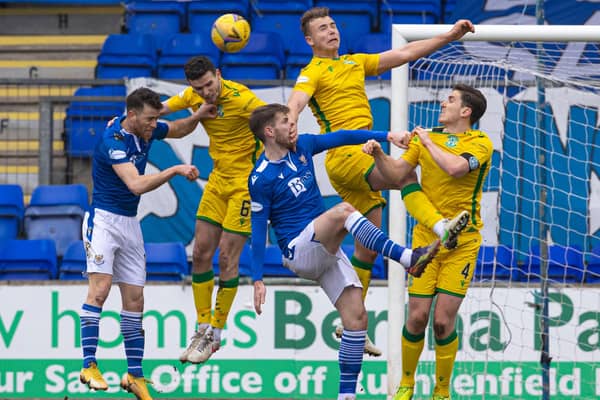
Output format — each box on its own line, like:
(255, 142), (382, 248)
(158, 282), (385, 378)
(210, 13), (251, 53)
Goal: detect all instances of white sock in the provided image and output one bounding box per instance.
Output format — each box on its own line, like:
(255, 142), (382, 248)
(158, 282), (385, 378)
(433, 219), (447, 238)
(400, 249), (412, 267)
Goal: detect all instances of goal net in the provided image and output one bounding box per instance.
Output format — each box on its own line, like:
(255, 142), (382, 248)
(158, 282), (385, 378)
(387, 24), (600, 399)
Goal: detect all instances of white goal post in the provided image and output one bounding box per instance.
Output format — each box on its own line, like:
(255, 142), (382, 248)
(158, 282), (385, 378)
(387, 24), (600, 398)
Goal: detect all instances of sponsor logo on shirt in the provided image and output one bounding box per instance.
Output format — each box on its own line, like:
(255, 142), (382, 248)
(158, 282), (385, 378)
(251, 201), (263, 212)
(108, 149), (127, 160)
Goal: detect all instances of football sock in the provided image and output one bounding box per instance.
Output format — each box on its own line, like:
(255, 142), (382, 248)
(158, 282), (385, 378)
(434, 330), (459, 397)
(344, 211), (406, 262)
(192, 270), (215, 325)
(402, 183), (443, 231)
(400, 325), (426, 388)
(120, 310), (145, 378)
(351, 256), (372, 300)
(338, 328), (366, 396)
(211, 276), (238, 329)
(80, 303), (102, 368)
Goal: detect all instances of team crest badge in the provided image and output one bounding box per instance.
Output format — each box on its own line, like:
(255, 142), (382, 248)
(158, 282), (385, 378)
(446, 135), (458, 148)
(216, 104), (224, 117)
(93, 254), (105, 265)
(299, 155), (307, 165)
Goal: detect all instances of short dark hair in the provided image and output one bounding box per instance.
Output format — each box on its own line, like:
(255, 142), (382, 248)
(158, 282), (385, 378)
(300, 7), (330, 36)
(184, 56), (217, 81)
(249, 104), (290, 142)
(126, 87), (162, 112)
(454, 84), (487, 125)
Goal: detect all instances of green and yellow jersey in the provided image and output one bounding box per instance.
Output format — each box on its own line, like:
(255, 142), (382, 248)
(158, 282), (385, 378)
(402, 128), (494, 231)
(165, 79), (265, 177)
(293, 53), (379, 134)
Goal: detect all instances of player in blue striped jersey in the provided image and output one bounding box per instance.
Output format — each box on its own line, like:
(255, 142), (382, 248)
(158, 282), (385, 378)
(247, 104), (440, 400)
(79, 87), (210, 400)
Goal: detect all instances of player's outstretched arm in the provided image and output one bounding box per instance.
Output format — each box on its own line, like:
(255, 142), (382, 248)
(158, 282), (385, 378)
(113, 162), (199, 196)
(413, 127), (470, 177)
(363, 139), (413, 184)
(377, 19), (474, 74)
(166, 103), (218, 139)
(287, 90), (311, 132)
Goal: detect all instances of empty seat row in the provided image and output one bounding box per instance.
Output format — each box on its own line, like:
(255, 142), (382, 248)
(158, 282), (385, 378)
(0, 183), (89, 257)
(95, 31), (390, 81)
(124, 0), (446, 45)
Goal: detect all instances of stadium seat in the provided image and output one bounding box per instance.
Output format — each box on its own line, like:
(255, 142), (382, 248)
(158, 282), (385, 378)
(157, 33), (220, 80)
(188, 0), (250, 38)
(220, 31), (285, 80)
(380, 0), (441, 33)
(96, 34), (157, 79)
(353, 33), (391, 80)
(59, 240), (87, 280)
(522, 245), (585, 283)
(263, 245), (296, 277)
(124, 1), (187, 35)
(0, 184), (24, 241)
(585, 245), (600, 283)
(24, 184), (89, 257)
(314, 0), (377, 51)
(64, 85), (126, 157)
(0, 239), (57, 280)
(212, 243), (251, 277)
(285, 33), (313, 80)
(342, 244), (386, 279)
(473, 245), (519, 282)
(145, 242), (188, 281)
(250, 1), (311, 54)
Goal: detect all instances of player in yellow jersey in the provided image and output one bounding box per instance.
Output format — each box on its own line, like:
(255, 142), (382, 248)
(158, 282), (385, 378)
(287, 6), (475, 356)
(363, 84), (492, 400)
(161, 56), (266, 364)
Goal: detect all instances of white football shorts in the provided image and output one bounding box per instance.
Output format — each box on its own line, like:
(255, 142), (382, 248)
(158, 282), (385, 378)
(82, 208), (146, 286)
(283, 221), (361, 304)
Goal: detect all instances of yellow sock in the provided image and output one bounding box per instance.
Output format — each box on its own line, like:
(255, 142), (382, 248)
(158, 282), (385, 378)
(192, 271), (214, 325)
(351, 256), (373, 300)
(434, 330), (459, 396)
(400, 325), (425, 388)
(402, 183), (443, 231)
(210, 277), (239, 329)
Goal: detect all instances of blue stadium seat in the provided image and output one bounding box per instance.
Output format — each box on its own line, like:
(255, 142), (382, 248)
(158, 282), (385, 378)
(64, 85), (126, 157)
(188, 0), (250, 38)
(124, 1), (187, 35)
(157, 33), (220, 80)
(263, 245), (296, 277)
(380, 1), (441, 34)
(285, 33), (313, 80)
(212, 243), (251, 277)
(220, 31), (285, 80)
(0, 184), (24, 241)
(585, 245), (600, 283)
(473, 245), (519, 282)
(0, 239), (57, 280)
(315, 0), (378, 51)
(342, 244), (386, 279)
(353, 33), (391, 80)
(250, 1), (311, 54)
(522, 245), (585, 283)
(24, 184), (89, 257)
(145, 242), (188, 281)
(96, 34), (157, 79)
(59, 240), (87, 280)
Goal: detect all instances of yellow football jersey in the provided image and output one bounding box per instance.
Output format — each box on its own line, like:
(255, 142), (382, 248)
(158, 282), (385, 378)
(293, 53), (380, 133)
(402, 128), (494, 230)
(165, 79), (265, 176)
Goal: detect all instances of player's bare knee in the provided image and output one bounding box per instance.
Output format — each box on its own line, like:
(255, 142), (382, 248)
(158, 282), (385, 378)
(433, 319), (453, 339)
(409, 310), (429, 332)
